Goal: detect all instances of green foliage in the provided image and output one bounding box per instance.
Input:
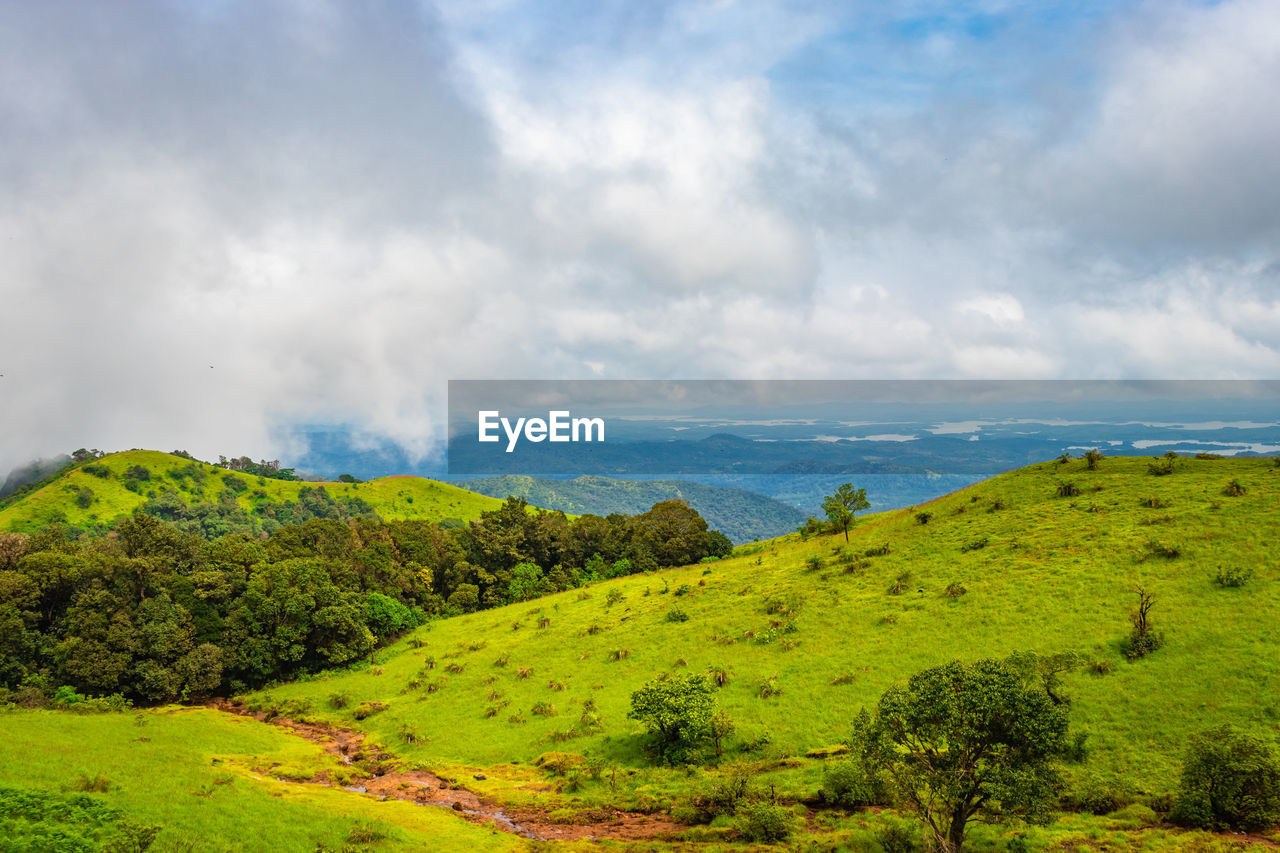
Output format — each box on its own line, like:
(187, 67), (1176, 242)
(1213, 566), (1254, 588)
(1122, 589), (1163, 661)
(823, 483), (871, 541)
(628, 673), (717, 765)
(861, 658), (1070, 853)
(0, 785), (155, 852)
(1170, 725), (1280, 831)
(353, 701), (387, 720)
(1055, 481), (1080, 497)
(665, 606), (689, 623)
(733, 798), (794, 842)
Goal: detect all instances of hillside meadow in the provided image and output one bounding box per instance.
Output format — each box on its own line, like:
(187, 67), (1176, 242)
(1, 454), (1277, 851)
(234, 455), (1278, 845)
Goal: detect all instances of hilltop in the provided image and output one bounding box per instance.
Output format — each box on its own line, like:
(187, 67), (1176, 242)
(456, 473), (805, 543)
(0, 449), (504, 535)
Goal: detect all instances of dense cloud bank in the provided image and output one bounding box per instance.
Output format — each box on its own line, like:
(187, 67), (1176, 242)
(2, 0), (1278, 476)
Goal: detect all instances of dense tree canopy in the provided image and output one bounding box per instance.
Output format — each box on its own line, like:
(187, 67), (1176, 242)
(0, 497), (730, 704)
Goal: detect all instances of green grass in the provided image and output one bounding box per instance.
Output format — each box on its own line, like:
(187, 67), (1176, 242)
(250, 456), (1280, 812)
(9, 454), (1279, 850)
(0, 707), (526, 852)
(0, 449), (504, 532)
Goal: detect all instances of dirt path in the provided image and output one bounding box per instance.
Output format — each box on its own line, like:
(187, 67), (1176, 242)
(207, 699), (683, 842)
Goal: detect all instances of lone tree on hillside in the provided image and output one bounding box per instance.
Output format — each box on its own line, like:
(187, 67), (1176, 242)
(822, 483), (870, 541)
(1083, 448), (1103, 470)
(855, 658), (1070, 853)
(1171, 725), (1280, 831)
(628, 673), (719, 765)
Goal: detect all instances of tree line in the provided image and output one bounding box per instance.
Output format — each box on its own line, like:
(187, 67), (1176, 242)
(0, 497), (732, 704)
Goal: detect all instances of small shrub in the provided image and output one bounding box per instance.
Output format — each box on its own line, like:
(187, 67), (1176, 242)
(877, 821), (918, 853)
(493, 654), (509, 667)
(887, 572), (911, 595)
(1087, 658), (1114, 676)
(346, 822), (386, 844)
(1148, 456), (1176, 476)
(1142, 539), (1181, 560)
(960, 537), (989, 553)
(1224, 479), (1247, 497)
(734, 799), (794, 842)
(547, 680), (566, 691)
(865, 543), (891, 557)
(805, 555), (823, 571)
(821, 759), (886, 806)
(327, 692), (350, 710)
(944, 582), (968, 598)
(1195, 452), (1223, 460)
(608, 648), (631, 661)
(710, 668), (729, 687)
(1055, 481), (1080, 497)
(585, 623), (604, 635)
(755, 675), (782, 699)
(1140, 496), (1168, 508)
(605, 588), (625, 607)
(914, 511), (932, 524)
(530, 701), (557, 717)
(989, 496), (1006, 511)
(398, 723), (420, 744)
(1214, 566), (1254, 588)
(70, 772), (112, 793)
(686, 772), (751, 821)
(830, 671), (857, 686)
(517, 667), (534, 679)
(665, 606), (689, 623)
(674, 584), (692, 597)
(445, 663), (465, 674)
(353, 701), (388, 720)
(538, 617), (551, 628)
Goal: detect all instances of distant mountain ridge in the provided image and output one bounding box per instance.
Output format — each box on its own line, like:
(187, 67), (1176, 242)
(456, 474), (805, 543)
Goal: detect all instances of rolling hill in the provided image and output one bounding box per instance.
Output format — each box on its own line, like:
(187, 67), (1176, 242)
(0, 449), (505, 534)
(3, 454), (1278, 850)
(230, 455), (1280, 843)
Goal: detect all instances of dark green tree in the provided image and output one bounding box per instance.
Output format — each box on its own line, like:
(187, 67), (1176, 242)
(1171, 726), (1280, 832)
(858, 658), (1070, 853)
(822, 483), (870, 541)
(628, 673), (718, 765)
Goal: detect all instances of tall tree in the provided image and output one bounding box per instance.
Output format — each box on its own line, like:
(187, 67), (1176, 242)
(822, 483), (870, 541)
(857, 658), (1070, 853)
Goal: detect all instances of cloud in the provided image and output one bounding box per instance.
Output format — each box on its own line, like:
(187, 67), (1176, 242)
(1, 0), (1278, 476)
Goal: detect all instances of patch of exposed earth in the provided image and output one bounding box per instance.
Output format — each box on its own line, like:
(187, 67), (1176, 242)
(207, 698), (683, 842)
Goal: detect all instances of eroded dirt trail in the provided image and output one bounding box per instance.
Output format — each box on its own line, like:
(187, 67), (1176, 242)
(207, 699), (682, 842)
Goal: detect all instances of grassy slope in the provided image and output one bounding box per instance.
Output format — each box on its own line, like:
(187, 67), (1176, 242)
(0, 708), (524, 852)
(254, 456), (1280, 805)
(0, 450), (504, 532)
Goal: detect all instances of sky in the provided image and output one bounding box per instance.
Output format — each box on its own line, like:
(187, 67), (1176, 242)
(2, 0), (1279, 473)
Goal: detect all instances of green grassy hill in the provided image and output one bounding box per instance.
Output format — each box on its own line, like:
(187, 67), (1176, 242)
(5, 455), (1278, 850)
(0, 449), (504, 533)
(250, 456), (1278, 816)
